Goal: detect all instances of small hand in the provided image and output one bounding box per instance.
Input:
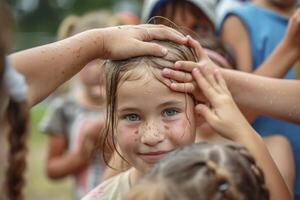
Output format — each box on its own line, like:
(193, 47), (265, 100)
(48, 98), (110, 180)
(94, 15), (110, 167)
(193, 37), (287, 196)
(192, 66), (254, 142)
(101, 24), (188, 60)
(162, 35), (219, 102)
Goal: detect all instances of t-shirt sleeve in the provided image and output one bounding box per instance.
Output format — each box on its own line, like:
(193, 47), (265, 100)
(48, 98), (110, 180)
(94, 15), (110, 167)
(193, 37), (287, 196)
(39, 98), (67, 135)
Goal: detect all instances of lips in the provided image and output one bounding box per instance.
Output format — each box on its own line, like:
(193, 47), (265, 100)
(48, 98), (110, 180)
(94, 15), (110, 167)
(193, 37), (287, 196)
(138, 150), (172, 163)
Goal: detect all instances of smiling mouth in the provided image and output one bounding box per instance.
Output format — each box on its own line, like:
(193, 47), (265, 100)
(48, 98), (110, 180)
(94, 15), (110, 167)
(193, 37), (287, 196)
(138, 150), (173, 163)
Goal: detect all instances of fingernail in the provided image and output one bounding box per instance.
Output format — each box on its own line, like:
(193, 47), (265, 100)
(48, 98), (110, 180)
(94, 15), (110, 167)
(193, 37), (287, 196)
(161, 48), (168, 55)
(192, 68), (199, 74)
(174, 62), (181, 68)
(162, 68), (171, 75)
(195, 104), (203, 112)
(170, 83), (177, 88)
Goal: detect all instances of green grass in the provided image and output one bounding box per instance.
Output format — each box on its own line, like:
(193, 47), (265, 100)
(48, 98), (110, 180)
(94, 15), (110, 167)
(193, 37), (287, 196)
(25, 104), (72, 200)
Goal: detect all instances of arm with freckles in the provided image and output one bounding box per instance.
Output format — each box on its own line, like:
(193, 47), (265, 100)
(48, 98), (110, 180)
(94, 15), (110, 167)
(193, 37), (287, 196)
(10, 25), (187, 107)
(191, 66), (291, 200)
(162, 36), (300, 124)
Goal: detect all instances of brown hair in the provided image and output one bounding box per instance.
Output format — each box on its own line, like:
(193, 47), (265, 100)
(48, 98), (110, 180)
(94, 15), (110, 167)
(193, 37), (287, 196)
(102, 40), (197, 165)
(124, 142), (269, 200)
(0, 2), (29, 200)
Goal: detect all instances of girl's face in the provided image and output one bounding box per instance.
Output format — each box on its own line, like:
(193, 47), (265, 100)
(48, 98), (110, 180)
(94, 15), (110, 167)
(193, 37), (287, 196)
(79, 59), (104, 99)
(157, 2), (214, 36)
(116, 70), (196, 174)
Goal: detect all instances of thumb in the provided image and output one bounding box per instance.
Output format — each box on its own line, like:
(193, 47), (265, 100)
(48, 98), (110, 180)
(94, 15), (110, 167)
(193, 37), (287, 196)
(134, 40), (168, 57)
(195, 104), (217, 125)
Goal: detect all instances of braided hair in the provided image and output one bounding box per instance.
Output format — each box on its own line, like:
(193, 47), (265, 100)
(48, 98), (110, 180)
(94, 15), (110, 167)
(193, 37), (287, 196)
(124, 142), (269, 200)
(0, 1), (29, 200)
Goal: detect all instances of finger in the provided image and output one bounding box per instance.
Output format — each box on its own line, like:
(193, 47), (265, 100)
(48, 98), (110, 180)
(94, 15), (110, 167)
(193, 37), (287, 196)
(186, 35), (208, 60)
(192, 68), (217, 101)
(214, 69), (229, 92)
(195, 104), (218, 126)
(133, 41), (169, 57)
(169, 82), (195, 94)
(162, 68), (193, 83)
(145, 26), (188, 44)
(199, 66), (219, 92)
(174, 61), (203, 72)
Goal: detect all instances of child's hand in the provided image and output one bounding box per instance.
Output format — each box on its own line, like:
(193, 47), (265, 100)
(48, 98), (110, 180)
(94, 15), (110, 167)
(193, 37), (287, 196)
(101, 24), (187, 60)
(192, 66), (254, 142)
(282, 9), (300, 56)
(162, 36), (220, 102)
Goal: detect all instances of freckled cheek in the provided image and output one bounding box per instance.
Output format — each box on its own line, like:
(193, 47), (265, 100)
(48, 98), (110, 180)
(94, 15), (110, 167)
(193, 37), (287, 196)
(165, 119), (196, 145)
(116, 123), (140, 153)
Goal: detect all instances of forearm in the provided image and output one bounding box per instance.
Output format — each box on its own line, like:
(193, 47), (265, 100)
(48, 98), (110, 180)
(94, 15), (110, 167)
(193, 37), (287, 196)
(254, 42), (299, 78)
(222, 68), (300, 123)
(46, 151), (89, 179)
(237, 130), (292, 200)
(10, 29), (103, 107)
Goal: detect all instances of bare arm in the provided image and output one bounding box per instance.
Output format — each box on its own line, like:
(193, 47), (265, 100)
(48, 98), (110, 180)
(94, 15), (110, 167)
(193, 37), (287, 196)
(192, 66), (291, 200)
(10, 25), (187, 107)
(222, 68), (300, 123)
(46, 135), (89, 179)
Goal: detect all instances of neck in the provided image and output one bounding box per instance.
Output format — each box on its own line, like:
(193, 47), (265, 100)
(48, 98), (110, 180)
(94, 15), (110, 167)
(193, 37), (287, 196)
(129, 168), (144, 187)
(254, 0), (296, 17)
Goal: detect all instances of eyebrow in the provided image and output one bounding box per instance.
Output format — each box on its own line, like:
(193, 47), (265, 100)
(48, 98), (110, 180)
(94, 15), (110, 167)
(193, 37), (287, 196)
(117, 100), (185, 113)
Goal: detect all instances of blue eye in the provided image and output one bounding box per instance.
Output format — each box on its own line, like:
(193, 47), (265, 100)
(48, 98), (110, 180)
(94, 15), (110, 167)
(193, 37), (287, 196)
(125, 114), (141, 122)
(162, 109), (178, 117)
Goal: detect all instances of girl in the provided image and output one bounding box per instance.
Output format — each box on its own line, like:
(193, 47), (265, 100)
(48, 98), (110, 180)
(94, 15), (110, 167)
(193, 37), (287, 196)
(40, 11), (116, 200)
(0, 1), (188, 200)
(125, 142), (269, 200)
(82, 38), (290, 200)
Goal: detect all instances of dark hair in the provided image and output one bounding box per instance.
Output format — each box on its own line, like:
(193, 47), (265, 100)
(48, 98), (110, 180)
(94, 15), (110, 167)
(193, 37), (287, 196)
(101, 40), (197, 166)
(125, 142), (269, 200)
(0, 2), (29, 200)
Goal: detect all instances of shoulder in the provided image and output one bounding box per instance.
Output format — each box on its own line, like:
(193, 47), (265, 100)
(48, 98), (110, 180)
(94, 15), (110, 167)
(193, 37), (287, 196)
(82, 170), (131, 200)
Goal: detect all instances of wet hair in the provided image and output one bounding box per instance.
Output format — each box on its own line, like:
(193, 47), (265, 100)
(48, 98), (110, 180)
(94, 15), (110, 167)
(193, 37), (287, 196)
(102, 40), (197, 165)
(0, 2), (29, 200)
(124, 142), (270, 200)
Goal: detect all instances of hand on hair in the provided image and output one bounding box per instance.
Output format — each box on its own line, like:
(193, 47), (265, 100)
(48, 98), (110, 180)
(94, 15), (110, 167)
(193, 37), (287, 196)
(100, 24), (188, 60)
(162, 36), (219, 102)
(192, 66), (255, 142)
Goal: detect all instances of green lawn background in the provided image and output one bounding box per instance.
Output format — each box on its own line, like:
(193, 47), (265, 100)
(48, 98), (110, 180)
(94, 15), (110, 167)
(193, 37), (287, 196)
(25, 104), (72, 200)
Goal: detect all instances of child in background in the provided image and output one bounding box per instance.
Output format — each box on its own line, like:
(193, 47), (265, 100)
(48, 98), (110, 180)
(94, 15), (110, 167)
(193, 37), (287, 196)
(125, 143), (269, 200)
(40, 11), (118, 200)
(82, 38), (289, 200)
(219, 2), (300, 196)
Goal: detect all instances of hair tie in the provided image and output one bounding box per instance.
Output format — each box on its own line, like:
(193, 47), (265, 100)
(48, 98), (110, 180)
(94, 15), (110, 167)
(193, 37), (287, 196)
(4, 57), (28, 102)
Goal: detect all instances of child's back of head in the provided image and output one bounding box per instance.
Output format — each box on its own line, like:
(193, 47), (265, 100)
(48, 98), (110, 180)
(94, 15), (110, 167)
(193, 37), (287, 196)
(124, 142), (270, 200)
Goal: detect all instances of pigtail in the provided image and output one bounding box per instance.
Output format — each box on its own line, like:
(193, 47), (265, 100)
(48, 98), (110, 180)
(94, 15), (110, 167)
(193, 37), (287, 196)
(227, 144), (270, 200)
(56, 15), (79, 40)
(5, 100), (29, 200)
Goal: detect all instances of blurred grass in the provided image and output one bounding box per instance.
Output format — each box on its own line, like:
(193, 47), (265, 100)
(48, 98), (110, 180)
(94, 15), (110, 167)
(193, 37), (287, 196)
(25, 104), (72, 200)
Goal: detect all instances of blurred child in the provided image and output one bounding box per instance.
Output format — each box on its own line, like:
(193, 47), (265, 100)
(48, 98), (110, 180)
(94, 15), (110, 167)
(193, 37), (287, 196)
(82, 38), (289, 200)
(125, 143), (269, 200)
(40, 11), (118, 200)
(219, 2), (300, 197)
(142, 0), (218, 36)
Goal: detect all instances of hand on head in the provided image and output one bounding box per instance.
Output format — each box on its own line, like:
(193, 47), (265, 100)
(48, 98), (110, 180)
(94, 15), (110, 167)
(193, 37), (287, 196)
(100, 24), (188, 60)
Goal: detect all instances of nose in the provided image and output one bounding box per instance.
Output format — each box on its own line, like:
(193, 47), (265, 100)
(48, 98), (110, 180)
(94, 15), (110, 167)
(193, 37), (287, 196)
(140, 120), (165, 146)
